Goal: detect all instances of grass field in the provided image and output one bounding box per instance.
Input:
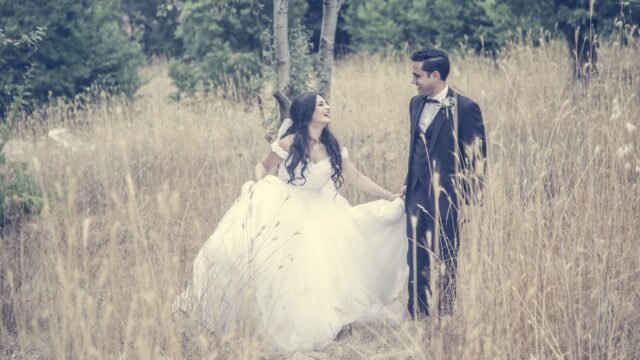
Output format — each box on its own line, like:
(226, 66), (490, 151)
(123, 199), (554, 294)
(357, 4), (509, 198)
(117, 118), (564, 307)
(1, 38), (639, 359)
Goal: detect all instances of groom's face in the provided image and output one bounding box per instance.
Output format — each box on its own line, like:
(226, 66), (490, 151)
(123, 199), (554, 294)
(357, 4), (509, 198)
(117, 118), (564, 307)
(411, 61), (437, 97)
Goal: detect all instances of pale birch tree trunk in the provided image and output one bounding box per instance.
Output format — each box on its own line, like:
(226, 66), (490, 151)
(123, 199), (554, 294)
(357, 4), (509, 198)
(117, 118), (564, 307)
(273, 0), (291, 122)
(318, 0), (343, 101)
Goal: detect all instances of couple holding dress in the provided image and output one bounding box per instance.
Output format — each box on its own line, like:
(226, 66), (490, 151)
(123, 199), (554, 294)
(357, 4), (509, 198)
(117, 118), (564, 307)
(177, 47), (487, 353)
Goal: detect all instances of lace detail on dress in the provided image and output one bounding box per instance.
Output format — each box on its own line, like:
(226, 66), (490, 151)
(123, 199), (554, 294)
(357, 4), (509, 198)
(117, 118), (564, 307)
(271, 141), (289, 159)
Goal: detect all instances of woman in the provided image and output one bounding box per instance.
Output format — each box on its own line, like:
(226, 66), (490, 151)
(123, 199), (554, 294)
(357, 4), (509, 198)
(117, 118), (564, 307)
(177, 92), (408, 353)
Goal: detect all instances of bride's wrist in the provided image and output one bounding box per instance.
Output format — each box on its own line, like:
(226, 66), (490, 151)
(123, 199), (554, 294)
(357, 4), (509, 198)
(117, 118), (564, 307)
(381, 190), (393, 200)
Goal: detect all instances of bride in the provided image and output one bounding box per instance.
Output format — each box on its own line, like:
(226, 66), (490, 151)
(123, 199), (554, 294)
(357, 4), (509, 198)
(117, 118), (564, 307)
(176, 92), (408, 353)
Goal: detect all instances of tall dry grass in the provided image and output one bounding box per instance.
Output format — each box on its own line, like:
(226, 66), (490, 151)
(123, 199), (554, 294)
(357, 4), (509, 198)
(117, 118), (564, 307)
(1, 39), (639, 359)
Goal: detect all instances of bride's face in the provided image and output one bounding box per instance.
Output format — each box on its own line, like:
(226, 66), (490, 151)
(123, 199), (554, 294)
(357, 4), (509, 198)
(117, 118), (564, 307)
(310, 96), (331, 125)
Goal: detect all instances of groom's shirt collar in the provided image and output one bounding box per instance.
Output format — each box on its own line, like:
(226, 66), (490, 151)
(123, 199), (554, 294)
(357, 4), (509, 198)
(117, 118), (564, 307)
(429, 85), (449, 102)
(418, 85), (449, 133)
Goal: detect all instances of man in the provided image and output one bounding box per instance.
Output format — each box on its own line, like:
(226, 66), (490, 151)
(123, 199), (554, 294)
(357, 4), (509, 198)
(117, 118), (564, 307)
(404, 48), (487, 318)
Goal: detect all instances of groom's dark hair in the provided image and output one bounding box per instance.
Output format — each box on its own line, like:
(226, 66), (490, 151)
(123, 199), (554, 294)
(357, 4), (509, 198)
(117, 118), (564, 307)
(411, 48), (450, 81)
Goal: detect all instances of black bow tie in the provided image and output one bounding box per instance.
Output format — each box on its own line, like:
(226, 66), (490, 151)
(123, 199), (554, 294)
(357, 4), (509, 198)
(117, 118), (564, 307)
(422, 97), (440, 104)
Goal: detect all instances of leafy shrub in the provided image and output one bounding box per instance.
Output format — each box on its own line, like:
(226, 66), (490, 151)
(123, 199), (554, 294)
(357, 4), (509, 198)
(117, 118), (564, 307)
(0, 1), (143, 120)
(169, 0), (308, 102)
(0, 126), (41, 229)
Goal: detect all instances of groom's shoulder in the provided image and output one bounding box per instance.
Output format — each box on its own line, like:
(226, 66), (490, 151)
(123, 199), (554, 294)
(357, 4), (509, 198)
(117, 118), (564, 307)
(454, 90), (481, 114)
(451, 89), (476, 107)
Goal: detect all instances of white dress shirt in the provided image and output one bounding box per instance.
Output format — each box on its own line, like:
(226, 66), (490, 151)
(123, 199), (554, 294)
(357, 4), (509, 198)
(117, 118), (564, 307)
(418, 85), (449, 133)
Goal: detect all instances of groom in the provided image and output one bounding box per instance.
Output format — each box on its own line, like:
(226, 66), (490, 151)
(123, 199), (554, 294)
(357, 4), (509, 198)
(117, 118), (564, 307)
(403, 48), (486, 318)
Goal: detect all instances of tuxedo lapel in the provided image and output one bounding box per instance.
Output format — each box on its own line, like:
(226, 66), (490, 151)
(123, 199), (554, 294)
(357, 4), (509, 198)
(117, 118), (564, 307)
(427, 88), (455, 154)
(409, 97), (427, 150)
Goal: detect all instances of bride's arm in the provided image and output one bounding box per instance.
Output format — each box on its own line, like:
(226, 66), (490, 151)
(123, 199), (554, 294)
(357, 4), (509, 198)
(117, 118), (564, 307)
(254, 151), (283, 180)
(342, 157), (398, 201)
(254, 135), (293, 180)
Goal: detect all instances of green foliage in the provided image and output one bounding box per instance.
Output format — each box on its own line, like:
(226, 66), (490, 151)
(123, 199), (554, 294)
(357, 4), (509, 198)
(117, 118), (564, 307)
(428, 0), (504, 52)
(5, 65), (36, 121)
(0, 26), (46, 48)
(343, 0), (639, 54)
(343, 0), (500, 53)
(495, 0), (640, 37)
(261, 22), (315, 96)
(494, 0), (639, 78)
(0, 126), (41, 229)
(0, 0), (144, 120)
(0, 28), (44, 227)
(288, 24), (315, 96)
(302, 0), (350, 54)
(169, 0), (307, 101)
(343, 0), (428, 53)
(169, 0), (268, 100)
(120, 0), (183, 57)
(0, 27), (46, 120)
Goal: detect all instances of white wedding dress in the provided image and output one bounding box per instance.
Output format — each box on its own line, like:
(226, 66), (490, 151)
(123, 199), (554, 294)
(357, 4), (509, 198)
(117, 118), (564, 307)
(176, 142), (408, 353)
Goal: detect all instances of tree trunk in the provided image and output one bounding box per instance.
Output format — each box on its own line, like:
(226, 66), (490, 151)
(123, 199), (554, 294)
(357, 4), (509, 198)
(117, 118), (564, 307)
(273, 0), (291, 122)
(318, 0), (343, 101)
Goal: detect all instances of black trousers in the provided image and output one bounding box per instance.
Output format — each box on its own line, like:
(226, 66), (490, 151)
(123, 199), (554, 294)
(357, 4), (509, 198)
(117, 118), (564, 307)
(406, 178), (459, 318)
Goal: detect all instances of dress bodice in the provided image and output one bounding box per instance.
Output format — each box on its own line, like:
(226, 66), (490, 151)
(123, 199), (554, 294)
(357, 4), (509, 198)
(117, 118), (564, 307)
(271, 141), (348, 190)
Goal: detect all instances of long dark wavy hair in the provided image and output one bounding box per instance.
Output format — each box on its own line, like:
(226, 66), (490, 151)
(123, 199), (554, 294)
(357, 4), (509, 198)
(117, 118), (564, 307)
(281, 92), (344, 191)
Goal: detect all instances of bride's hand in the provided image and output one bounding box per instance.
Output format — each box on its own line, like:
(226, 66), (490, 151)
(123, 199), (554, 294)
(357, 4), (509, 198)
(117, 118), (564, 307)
(382, 191), (401, 201)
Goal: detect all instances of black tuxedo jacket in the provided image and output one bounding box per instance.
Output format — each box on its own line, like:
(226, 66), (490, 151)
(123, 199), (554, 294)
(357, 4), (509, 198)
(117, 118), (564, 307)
(404, 87), (487, 215)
